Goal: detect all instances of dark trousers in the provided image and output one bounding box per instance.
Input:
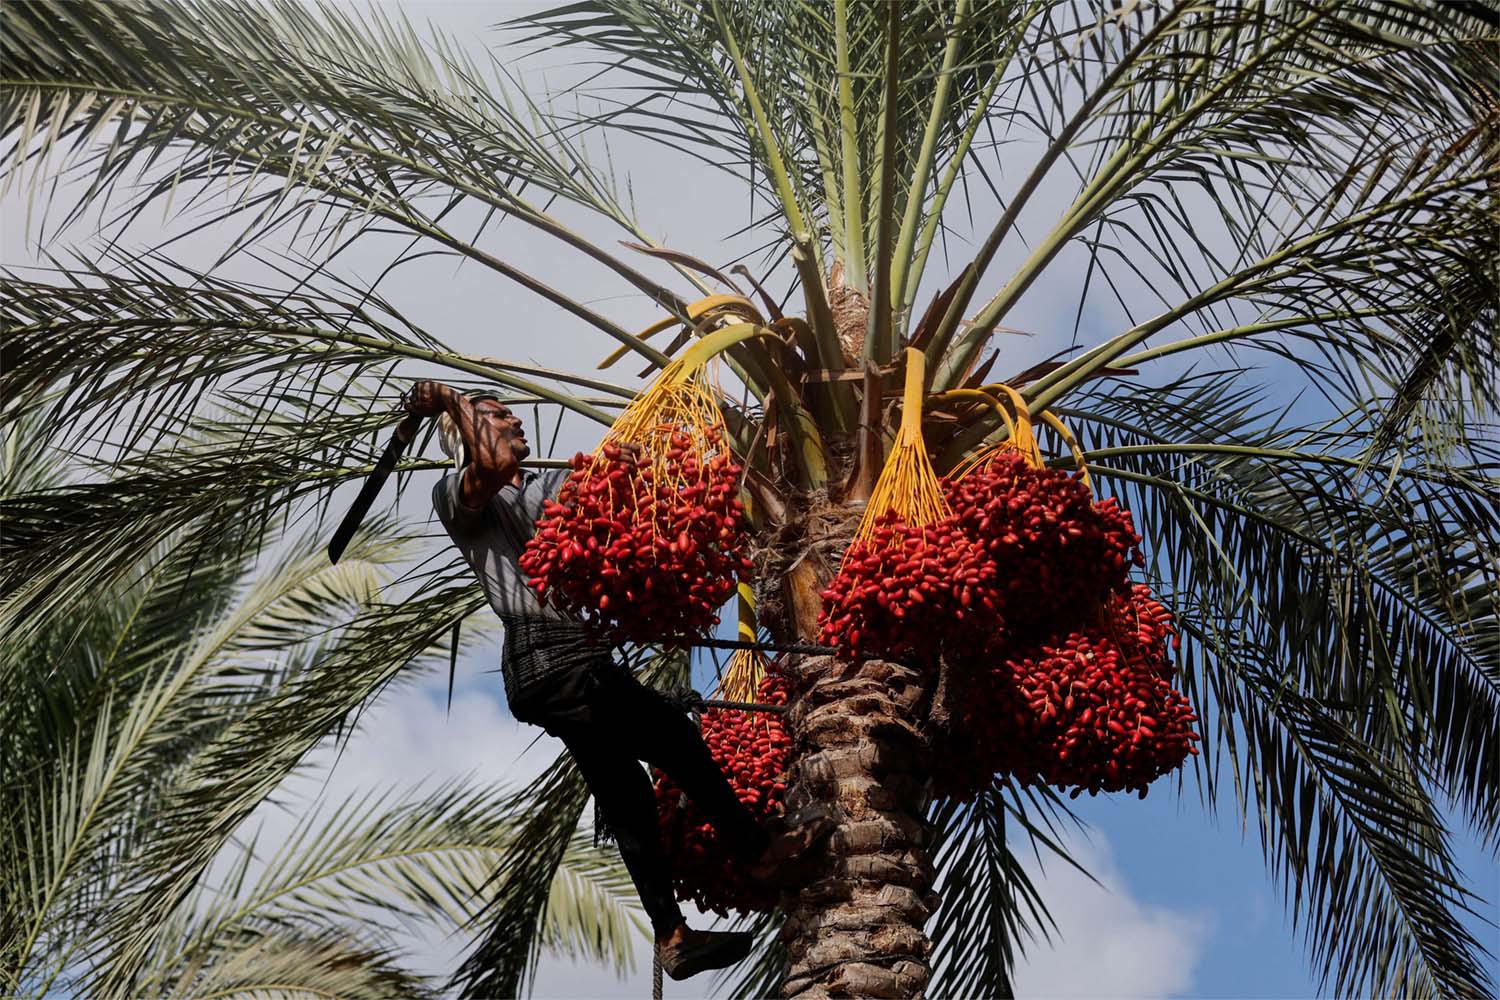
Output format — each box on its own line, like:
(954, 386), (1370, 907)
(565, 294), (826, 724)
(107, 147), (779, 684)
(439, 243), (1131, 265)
(537, 666), (770, 936)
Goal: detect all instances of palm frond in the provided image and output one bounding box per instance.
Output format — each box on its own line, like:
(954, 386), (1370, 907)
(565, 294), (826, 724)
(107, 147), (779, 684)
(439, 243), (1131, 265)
(135, 779), (644, 994)
(2, 484), (410, 990)
(713, 909), (785, 1000)
(155, 928), (439, 1000)
(449, 753), (591, 999)
(510, 1), (1036, 295)
(1053, 375), (1499, 997)
(0, 397), (407, 648)
(938, 1), (1499, 414)
(85, 574), (484, 995)
(539, 828), (652, 973)
(0, 251), (623, 440)
(925, 781), (1087, 999)
(0, 0), (692, 339)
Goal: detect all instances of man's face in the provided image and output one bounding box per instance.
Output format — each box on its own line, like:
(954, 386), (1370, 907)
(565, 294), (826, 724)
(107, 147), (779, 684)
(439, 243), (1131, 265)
(476, 399), (530, 462)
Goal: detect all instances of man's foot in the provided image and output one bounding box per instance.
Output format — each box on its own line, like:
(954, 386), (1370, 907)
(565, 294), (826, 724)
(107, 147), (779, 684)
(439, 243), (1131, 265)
(746, 809), (837, 885)
(657, 925), (755, 981)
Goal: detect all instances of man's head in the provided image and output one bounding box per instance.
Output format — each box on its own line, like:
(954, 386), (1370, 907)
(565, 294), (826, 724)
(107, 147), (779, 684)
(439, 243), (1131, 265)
(437, 392), (530, 471)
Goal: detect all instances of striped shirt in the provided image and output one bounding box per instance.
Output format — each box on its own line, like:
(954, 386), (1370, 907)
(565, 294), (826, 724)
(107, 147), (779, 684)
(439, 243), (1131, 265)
(433, 469), (614, 723)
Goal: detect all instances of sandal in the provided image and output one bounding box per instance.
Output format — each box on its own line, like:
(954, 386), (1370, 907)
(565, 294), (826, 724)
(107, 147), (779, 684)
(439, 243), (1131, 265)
(658, 929), (755, 980)
(747, 811), (837, 885)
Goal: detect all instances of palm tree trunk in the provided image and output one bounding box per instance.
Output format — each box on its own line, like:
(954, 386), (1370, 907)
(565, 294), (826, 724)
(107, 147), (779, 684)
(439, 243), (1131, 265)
(775, 554), (937, 998)
(779, 653), (935, 998)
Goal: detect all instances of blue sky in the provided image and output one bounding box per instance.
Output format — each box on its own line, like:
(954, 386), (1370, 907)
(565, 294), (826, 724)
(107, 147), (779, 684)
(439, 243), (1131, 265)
(5, 0), (1495, 994)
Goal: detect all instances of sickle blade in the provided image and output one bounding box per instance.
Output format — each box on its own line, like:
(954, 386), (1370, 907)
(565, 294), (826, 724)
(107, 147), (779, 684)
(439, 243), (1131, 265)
(327, 413), (423, 564)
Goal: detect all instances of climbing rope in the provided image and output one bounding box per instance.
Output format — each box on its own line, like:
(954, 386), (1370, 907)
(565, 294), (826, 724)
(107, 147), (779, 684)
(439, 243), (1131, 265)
(645, 635), (835, 714)
(691, 635), (840, 658)
(653, 634), (921, 713)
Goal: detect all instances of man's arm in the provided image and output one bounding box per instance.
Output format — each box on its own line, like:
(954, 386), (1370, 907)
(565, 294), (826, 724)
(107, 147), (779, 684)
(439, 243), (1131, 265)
(405, 381), (518, 512)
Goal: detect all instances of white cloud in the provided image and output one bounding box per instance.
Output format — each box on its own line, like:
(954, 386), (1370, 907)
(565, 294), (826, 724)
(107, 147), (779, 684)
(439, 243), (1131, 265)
(1013, 833), (1209, 999)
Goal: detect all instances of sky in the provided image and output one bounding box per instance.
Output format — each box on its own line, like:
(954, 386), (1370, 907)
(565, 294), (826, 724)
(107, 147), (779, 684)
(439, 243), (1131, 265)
(4, 1), (1496, 996)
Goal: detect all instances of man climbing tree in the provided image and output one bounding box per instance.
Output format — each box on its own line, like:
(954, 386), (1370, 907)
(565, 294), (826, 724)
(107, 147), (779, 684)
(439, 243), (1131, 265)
(403, 379), (829, 980)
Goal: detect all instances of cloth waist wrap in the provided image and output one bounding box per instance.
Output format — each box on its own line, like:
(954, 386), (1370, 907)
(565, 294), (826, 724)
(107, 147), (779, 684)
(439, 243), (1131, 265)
(500, 618), (617, 725)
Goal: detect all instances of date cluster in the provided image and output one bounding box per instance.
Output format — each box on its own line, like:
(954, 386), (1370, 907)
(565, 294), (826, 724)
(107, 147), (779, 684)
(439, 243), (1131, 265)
(519, 431), (752, 644)
(653, 669), (791, 915)
(938, 584), (1200, 800)
(819, 449), (1199, 801)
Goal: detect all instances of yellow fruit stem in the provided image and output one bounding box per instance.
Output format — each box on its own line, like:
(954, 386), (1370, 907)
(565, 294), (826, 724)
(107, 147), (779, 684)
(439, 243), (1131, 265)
(1037, 409), (1091, 490)
(598, 294), (763, 370)
(853, 348), (949, 545)
(949, 385), (1092, 491)
(717, 580), (773, 735)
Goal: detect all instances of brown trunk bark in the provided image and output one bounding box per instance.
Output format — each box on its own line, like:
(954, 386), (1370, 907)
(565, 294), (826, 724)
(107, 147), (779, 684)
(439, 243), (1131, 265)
(773, 524), (937, 999)
(779, 654), (935, 998)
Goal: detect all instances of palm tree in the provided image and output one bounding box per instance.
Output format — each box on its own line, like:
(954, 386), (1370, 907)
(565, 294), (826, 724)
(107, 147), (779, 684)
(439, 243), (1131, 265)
(3, 1), (1497, 997)
(0, 417), (645, 996)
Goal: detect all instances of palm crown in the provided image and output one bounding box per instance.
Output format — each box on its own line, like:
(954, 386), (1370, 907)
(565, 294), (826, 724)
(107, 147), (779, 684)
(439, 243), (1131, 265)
(2, 0), (1497, 997)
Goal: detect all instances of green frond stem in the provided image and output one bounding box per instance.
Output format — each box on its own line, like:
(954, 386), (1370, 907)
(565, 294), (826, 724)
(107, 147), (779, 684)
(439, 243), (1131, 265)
(1022, 163), (1500, 411)
(299, 458), (574, 487)
(922, 3), (1187, 373)
(25, 107), (674, 370)
(790, 232), (849, 379)
(863, 0), (902, 366)
(491, 79), (714, 301)
(1071, 443), (1485, 493)
(889, 0), (970, 326)
(1113, 310), (1398, 368)
(807, 98), (847, 268)
(5, 317), (621, 426)
(705, 6), (848, 387)
(785, 240), (857, 436)
(382, 218), (671, 371)
(949, 2), (1338, 376)
(710, 3), (814, 261)
(903, 66), (1002, 320)
(834, 0), (866, 290)
(2, 81), (690, 312)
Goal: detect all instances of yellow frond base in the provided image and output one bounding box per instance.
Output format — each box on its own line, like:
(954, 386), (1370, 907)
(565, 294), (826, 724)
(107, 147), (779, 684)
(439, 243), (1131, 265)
(853, 348), (948, 544)
(949, 384), (1091, 490)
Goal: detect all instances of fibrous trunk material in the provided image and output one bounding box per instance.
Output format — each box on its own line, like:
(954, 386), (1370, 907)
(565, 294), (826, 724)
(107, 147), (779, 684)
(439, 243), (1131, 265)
(778, 653), (935, 998)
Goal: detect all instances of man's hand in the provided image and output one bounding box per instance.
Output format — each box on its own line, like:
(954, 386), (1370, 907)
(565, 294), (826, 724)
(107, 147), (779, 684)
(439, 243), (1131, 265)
(402, 380), (526, 504)
(403, 380), (453, 418)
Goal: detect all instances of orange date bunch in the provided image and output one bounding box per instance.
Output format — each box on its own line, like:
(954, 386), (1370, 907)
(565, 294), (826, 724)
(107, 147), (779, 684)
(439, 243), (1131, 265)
(940, 585), (1200, 800)
(520, 355), (751, 643)
(819, 511), (998, 664)
(818, 350), (1002, 665)
(653, 668), (792, 916)
(934, 391), (1199, 800)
